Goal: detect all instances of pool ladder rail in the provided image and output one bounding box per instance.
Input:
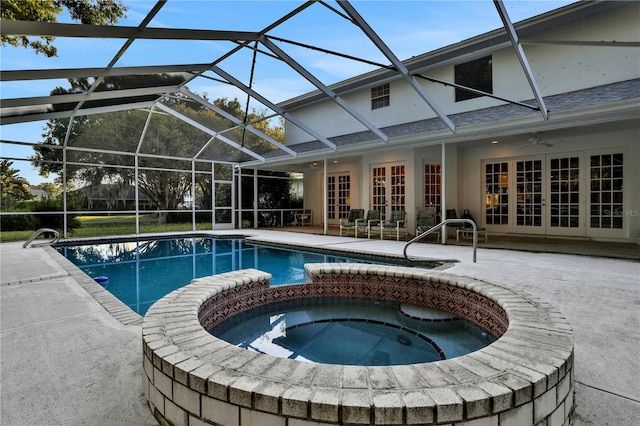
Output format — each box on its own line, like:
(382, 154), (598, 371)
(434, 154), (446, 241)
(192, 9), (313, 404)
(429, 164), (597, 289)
(23, 228), (60, 248)
(403, 219), (478, 263)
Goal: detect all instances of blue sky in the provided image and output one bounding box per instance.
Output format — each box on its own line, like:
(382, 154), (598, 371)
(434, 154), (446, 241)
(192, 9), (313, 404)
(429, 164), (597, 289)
(1, 0), (574, 185)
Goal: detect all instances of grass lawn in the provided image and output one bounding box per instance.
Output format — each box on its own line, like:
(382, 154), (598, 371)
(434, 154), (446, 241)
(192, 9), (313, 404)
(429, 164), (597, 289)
(0, 214), (214, 242)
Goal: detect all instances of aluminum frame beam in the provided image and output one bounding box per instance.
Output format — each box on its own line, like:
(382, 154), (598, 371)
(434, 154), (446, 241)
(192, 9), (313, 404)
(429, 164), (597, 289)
(261, 36), (389, 143)
(154, 103), (266, 162)
(0, 64), (211, 82)
(210, 65), (337, 151)
(337, 0), (456, 133)
(494, 0), (548, 120)
(180, 87), (297, 157)
(1, 85), (181, 108)
(0, 19), (262, 41)
(74, 1), (168, 115)
(1, 101), (157, 125)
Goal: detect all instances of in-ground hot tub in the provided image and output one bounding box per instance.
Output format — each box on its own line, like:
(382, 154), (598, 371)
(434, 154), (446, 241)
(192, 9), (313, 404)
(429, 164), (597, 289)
(142, 264), (574, 426)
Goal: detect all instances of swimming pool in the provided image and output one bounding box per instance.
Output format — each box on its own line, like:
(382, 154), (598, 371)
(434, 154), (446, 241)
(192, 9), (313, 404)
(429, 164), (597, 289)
(56, 236), (429, 315)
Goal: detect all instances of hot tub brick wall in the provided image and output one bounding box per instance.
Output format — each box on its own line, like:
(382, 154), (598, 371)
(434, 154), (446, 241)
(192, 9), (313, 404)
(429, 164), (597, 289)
(142, 265), (574, 426)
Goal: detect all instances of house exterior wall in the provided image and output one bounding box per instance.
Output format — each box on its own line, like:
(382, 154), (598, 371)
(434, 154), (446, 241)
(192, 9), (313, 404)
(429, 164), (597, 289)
(458, 124), (639, 241)
(285, 3), (639, 145)
(286, 2), (639, 242)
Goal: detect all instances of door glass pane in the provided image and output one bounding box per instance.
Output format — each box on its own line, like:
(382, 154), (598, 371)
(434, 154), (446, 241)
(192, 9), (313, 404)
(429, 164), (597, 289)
(550, 156), (580, 228)
(327, 176), (336, 220)
(424, 164), (441, 220)
(338, 175), (351, 219)
(485, 162), (508, 225)
(390, 165), (405, 212)
(590, 153), (623, 229)
(372, 167), (387, 220)
(516, 159), (543, 227)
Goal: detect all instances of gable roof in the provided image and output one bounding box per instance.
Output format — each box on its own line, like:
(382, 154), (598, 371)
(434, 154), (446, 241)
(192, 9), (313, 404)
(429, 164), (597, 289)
(261, 78), (639, 164)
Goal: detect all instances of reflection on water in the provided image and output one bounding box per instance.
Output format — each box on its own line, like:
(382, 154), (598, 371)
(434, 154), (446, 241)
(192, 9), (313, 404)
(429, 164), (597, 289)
(57, 237), (404, 315)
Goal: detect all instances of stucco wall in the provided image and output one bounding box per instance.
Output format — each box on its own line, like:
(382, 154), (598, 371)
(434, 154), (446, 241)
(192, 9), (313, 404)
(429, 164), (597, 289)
(284, 3), (639, 145)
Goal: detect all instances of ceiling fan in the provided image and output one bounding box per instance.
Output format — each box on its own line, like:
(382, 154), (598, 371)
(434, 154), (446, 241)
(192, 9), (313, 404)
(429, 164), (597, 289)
(520, 134), (554, 149)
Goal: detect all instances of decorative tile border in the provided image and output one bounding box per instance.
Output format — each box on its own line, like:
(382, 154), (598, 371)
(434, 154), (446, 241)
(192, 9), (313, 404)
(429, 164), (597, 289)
(142, 264), (574, 426)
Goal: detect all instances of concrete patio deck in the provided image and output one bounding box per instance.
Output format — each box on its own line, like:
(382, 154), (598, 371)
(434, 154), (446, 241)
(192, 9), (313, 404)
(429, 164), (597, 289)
(1, 230), (638, 425)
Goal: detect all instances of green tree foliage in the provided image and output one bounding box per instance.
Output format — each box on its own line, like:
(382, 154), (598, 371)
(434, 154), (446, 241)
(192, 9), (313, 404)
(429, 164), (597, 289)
(32, 83), (290, 224)
(32, 182), (63, 197)
(0, 159), (36, 231)
(1, 159), (33, 202)
(1, 0), (127, 57)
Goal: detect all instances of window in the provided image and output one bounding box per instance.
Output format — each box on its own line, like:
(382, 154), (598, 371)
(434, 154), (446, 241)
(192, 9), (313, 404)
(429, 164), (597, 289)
(455, 56), (492, 102)
(371, 83), (390, 110)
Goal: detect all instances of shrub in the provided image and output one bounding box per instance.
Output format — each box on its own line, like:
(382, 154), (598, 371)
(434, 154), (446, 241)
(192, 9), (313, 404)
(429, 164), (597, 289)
(30, 195), (81, 232)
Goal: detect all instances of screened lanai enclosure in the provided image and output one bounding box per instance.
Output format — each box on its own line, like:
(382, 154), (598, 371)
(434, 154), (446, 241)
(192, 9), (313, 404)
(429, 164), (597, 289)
(1, 0), (580, 236)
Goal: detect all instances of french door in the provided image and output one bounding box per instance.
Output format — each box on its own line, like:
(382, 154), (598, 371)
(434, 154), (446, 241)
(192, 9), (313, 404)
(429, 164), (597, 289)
(485, 153), (585, 236)
(327, 173), (351, 223)
(371, 163), (405, 220)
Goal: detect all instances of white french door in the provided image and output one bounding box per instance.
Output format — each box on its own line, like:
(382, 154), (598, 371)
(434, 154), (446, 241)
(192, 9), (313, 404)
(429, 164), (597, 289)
(371, 163), (405, 220)
(485, 153), (586, 237)
(327, 173), (351, 224)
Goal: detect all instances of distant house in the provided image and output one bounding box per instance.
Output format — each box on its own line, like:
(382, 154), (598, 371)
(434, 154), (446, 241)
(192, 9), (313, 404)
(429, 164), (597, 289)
(73, 184), (153, 211)
(29, 189), (46, 201)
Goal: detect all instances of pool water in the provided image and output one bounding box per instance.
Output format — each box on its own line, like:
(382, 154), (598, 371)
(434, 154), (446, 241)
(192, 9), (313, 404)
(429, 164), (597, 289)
(211, 298), (495, 365)
(56, 237), (416, 315)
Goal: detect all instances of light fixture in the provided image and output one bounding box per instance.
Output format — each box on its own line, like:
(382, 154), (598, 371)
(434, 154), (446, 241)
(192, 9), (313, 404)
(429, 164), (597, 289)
(491, 140), (499, 144)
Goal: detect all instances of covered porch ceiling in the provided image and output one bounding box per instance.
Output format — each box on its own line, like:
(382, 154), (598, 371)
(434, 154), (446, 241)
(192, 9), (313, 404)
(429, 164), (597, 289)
(1, 0), (631, 173)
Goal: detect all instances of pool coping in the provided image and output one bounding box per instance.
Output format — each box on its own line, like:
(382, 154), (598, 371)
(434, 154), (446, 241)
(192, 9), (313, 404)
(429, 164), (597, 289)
(142, 263), (575, 425)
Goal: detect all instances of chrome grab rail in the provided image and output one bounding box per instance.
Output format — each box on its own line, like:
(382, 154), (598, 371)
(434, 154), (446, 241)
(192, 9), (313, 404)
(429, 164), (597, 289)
(403, 218), (477, 263)
(22, 228), (60, 248)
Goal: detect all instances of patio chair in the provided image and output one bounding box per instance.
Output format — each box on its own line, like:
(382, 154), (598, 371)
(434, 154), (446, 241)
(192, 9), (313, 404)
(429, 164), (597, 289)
(294, 209), (312, 226)
(444, 208), (463, 235)
(380, 210), (407, 241)
(416, 207), (440, 241)
(456, 209), (488, 242)
(339, 209), (365, 236)
(355, 209), (381, 238)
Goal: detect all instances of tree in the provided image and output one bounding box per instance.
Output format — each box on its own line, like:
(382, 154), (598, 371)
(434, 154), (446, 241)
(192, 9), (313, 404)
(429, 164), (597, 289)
(1, 0), (127, 57)
(32, 86), (289, 224)
(1, 159), (33, 202)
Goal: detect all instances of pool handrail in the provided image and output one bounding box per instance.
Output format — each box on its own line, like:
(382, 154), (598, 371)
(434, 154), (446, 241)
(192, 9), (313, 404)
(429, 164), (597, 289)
(403, 218), (477, 262)
(23, 228), (60, 248)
